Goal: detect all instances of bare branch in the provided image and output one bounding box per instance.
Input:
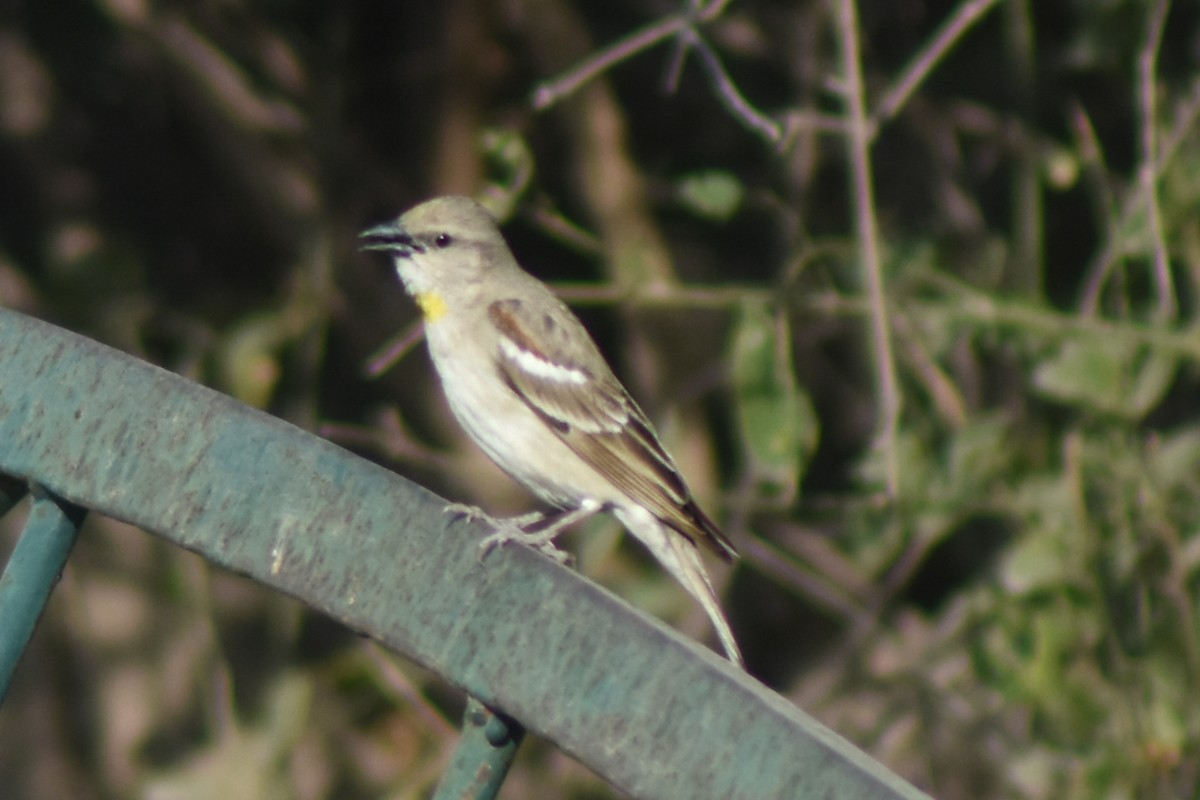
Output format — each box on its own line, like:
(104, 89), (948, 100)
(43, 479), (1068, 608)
(835, 0), (901, 497)
(1138, 0), (1176, 321)
(681, 29), (784, 146)
(530, 14), (693, 111)
(871, 0), (1003, 138)
(529, 0), (782, 148)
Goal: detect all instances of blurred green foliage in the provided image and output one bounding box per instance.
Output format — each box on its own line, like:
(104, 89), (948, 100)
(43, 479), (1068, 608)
(2, 0), (1200, 798)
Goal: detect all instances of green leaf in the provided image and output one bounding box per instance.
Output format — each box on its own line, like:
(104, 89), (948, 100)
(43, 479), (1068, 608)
(1003, 474), (1086, 595)
(728, 300), (818, 500)
(478, 127), (535, 221)
(1149, 425), (1200, 486)
(1002, 526), (1074, 595)
(676, 170), (744, 222)
(1032, 336), (1176, 419)
(857, 428), (933, 501)
(943, 415), (1015, 502)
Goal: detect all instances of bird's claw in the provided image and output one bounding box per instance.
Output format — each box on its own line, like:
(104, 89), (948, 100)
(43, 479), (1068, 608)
(479, 524), (573, 565)
(442, 504), (571, 565)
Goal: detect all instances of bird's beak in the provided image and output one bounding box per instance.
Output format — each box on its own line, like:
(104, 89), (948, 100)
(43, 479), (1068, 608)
(359, 222), (424, 256)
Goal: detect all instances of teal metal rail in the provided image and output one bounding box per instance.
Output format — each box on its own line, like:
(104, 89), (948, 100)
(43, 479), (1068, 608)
(0, 487), (83, 700)
(0, 307), (930, 799)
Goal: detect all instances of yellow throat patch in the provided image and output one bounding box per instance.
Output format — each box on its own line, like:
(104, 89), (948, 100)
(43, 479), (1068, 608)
(415, 292), (448, 323)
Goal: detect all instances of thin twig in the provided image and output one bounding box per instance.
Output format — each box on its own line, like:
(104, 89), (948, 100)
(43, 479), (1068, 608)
(585, 273), (1200, 363)
(363, 318), (425, 378)
(363, 643), (457, 739)
(526, 203), (605, 257)
(680, 29), (784, 146)
(779, 109), (848, 139)
(528, 0), (782, 149)
(835, 0), (901, 497)
(532, 2), (720, 112)
(870, 0), (1003, 139)
(1138, 0), (1175, 321)
(1071, 102), (1133, 315)
(1080, 75), (1200, 315)
(892, 311), (968, 430)
(1004, 0), (1042, 296)
(738, 534), (867, 622)
(1070, 102), (1121, 252)
(917, 268), (1200, 361)
(662, 29), (690, 94)
(531, 14), (693, 111)
(1158, 75), (1200, 163)
(366, 277), (773, 381)
(552, 280), (774, 309)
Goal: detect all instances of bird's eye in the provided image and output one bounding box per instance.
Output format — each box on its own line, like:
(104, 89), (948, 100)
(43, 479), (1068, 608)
(434, 233), (453, 248)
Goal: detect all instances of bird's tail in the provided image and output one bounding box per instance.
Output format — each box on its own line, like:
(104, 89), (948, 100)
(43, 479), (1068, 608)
(618, 508), (744, 668)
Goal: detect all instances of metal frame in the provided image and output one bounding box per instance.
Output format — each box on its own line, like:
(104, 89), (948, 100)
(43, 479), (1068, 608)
(0, 307), (929, 799)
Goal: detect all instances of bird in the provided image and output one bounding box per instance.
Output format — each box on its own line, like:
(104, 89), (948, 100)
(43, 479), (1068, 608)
(360, 196), (743, 668)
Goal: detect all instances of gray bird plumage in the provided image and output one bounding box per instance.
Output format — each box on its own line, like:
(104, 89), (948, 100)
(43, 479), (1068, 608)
(361, 196), (743, 667)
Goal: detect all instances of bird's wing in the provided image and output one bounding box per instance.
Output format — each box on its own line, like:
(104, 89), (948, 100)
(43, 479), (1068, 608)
(488, 297), (736, 561)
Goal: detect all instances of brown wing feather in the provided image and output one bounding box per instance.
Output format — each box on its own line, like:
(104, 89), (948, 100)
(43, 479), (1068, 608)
(489, 299), (737, 561)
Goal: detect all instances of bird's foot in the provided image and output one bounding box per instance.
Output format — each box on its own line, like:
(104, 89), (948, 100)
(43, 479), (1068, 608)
(443, 504), (572, 565)
(479, 519), (573, 565)
(479, 502), (604, 566)
(444, 503), (543, 528)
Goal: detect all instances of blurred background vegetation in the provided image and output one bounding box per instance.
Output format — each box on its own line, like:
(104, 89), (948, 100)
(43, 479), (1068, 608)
(2, 0), (1200, 797)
